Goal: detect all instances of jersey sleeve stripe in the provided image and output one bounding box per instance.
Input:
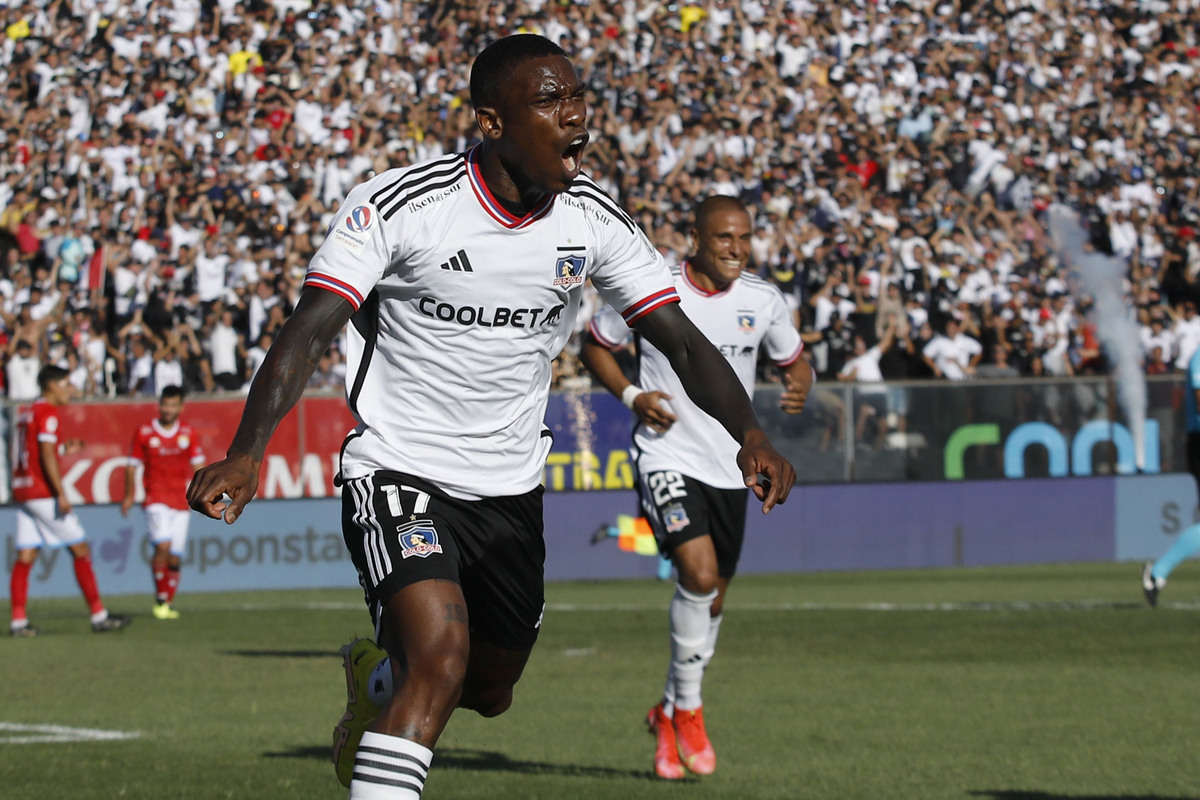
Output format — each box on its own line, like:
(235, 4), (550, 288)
(305, 273), (365, 309)
(774, 340), (806, 367)
(621, 289), (680, 324)
(587, 317), (623, 349)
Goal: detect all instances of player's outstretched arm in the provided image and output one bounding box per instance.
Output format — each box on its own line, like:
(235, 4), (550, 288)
(633, 303), (796, 512)
(187, 288), (355, 524)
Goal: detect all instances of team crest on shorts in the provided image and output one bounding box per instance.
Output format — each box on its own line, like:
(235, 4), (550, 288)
(396, 520), (443, 559)
(737, 310), (756, 332)
(553, 254), (586, 287)
(663, 504), (690, 533)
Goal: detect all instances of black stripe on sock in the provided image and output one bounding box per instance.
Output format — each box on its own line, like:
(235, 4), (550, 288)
(351, 772), (425, 792)
(354, 746), (428, 776)
(353, 759), (428, 783)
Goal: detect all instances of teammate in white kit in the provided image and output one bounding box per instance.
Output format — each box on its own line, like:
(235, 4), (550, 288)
(121, 385), (205, 619)
(188, 36), (795, 799)
(582, 196), (813, 779)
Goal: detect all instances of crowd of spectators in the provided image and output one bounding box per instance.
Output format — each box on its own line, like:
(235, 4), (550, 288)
(1, 0), (1199, 404)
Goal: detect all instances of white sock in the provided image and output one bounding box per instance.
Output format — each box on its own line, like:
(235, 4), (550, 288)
(700, 613), (723, 673)
(90, 610), (108, 625)
(367, 659), (393, 708)
(662, 661), (676, 718)
(349, 731), (432, 799)
(668, 584), (716, 711)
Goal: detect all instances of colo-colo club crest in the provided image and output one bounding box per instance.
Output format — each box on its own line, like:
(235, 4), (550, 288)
(554, 254), (586, 287)
(397, 520), (443, 559)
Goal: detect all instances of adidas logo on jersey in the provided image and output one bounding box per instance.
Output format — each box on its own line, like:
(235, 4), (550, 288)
(439, 249), (473, 272)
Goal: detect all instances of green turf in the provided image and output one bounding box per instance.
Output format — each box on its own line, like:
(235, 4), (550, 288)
(2, 562), (1198, 799)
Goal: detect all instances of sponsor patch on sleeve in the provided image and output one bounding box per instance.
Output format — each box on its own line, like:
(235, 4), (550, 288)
(331, 205), (375, 255)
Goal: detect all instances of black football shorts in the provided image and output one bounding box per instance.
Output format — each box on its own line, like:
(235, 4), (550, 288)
(341, 471), (546, 650)
(636, 468), (748, 579)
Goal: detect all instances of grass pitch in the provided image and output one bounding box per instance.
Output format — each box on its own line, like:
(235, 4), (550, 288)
(2, 562), (1197, 800)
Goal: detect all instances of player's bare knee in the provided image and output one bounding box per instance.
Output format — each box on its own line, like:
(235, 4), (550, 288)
(461, 684), (514, 718)
(679, 566), (719, 595)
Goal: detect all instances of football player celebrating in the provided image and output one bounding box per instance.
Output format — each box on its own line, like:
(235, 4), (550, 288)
(188, 35), (795, 799)
(582, 196), (813, 778)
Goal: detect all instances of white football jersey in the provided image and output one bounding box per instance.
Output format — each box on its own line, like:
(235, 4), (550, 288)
(589, 262), (803, 489)
(304, 147), (678, 499)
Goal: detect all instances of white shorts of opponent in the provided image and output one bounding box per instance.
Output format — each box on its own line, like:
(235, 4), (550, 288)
(15, 497), (86, 549)
(145, 503), (192, 557)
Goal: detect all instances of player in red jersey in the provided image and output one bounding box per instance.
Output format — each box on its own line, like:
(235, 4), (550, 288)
(121, 385), (205, 619)
(9, 365), (130, 636)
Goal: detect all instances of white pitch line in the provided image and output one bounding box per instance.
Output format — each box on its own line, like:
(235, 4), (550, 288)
(549, 599), (1200, 614)
(206, 599), (1200, 613)
(0, 723), (140, 745)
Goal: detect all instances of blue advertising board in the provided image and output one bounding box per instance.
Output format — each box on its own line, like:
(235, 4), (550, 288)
(5, 476), (1126, 600)
(1113, 473), (1199, 562)
(4, 500), (354, 600)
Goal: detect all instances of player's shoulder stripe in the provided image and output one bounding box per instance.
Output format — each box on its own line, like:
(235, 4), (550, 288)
(572, 174), (640, 230)
(738, 272), (788, 299)
(369, 153), (467, 219)
(370, 154), (467, 218)
(563, 175), (636, 234)
(368, 152), (462, 197)
(737, 271), (774, 290)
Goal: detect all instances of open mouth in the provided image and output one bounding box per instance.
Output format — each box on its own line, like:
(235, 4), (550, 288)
(562, 133), (588, 175)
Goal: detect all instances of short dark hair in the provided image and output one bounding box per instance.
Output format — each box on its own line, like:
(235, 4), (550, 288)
(470, 34), (566, 109)
(37, 364), (69, 391)
(161, 385), (185, 401)
(695, 195), (748, 232)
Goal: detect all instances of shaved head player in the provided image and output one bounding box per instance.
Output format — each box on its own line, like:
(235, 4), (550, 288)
(188, 35), (796, 800)
(583, 196), (813, 779)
